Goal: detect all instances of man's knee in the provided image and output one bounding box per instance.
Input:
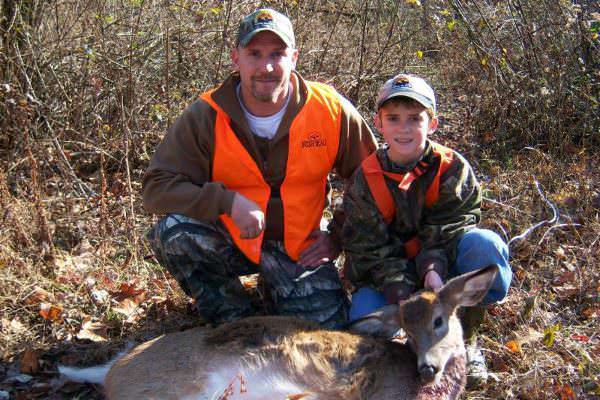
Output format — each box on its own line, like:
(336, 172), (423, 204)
(149, 214), (224, 254)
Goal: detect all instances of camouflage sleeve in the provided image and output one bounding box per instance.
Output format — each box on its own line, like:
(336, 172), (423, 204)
(327, 95), (377, 247)
(339, 169), (417, 292)
(415, 151), (481, 281)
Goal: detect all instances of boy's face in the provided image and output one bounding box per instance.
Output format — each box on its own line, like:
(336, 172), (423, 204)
(375, 100), (438, 165)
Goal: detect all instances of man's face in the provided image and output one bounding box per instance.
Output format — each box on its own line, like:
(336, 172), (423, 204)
(375, 100), (438, 165)
(231, 31), (298, 106)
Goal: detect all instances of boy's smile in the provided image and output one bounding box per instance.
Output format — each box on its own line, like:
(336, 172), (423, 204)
(375, 101), (438, 165)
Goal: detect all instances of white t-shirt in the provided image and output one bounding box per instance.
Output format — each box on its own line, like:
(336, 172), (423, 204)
(236, 84), (291, 140)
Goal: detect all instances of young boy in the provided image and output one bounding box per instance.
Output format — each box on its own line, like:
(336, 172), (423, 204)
(339, 73), (512, 325)
(338, 74), (512, 385)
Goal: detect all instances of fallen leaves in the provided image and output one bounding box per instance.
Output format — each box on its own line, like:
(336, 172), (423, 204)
(19, 349), (40, 374)
(2, 318), (28, 341)
(76, 319), (108, 342)
(113, 298), (143, 324)
(112, 281), (146, 303)
(39, 303), (63, 323)
(570, 334), (590, 343)
(554, 383), (576, 400)
(504, 328), (544, 355)
(23, 287), (53, 305)
(552, 270), (575, 286)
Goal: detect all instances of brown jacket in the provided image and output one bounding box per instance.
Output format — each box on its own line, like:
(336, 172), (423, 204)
(142, 71), (377, 242)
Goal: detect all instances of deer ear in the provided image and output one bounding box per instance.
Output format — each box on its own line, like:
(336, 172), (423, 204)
(439, 265), (499, 309)
(348, 304), (401, 337)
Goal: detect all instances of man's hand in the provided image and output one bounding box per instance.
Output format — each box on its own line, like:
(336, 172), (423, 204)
(298, 230), (340, 268)
(230, 193), (265, 239)
(424, 270), (443, 290)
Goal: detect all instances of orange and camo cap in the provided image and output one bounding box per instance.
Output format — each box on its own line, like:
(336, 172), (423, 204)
(237, 9), (295, 48)
(376, 74), (436, 113)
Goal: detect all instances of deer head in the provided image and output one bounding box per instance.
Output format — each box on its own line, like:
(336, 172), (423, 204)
(349, 265), (498, 385)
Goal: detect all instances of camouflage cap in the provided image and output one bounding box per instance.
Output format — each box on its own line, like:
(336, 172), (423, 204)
(236, 9), (295, 48)
(376, 74), (436, 113)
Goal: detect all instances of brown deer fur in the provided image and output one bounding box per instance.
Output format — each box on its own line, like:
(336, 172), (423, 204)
(62, 265), (498, 400)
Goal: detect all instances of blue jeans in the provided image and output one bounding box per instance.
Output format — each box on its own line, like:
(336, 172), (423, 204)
(348, 228), (512, 322)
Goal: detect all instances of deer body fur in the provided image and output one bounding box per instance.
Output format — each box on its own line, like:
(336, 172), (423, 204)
(60, 265), (498, 400)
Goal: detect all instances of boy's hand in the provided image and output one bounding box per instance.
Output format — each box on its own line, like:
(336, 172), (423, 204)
(230, 193), (265, 239)
(424, 270), (443, 290)
(298, 230), (340, 268)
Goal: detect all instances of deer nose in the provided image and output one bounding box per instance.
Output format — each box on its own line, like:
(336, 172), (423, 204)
(418, 364), (438, 383)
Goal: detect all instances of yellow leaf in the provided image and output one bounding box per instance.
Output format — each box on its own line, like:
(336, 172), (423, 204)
(447, 20), (456, 30)
(481, 57), (488, 66)
(506, 340), (521, 353)
(406, 0), (422, 5)
(543, 323), (560, 347)
(416, 50), (423, 59)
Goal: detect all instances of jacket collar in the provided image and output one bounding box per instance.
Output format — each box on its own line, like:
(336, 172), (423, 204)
(210, 70), (307, 138)
(380, 140), (434, 173)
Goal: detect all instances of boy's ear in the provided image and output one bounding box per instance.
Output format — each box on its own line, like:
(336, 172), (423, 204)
(428, 116), (438, 134)
(373, 112), (382, 130)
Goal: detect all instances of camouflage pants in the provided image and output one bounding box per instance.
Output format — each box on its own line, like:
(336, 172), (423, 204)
(147, 214), (348, 329)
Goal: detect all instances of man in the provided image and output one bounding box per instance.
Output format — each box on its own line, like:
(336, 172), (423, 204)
(142, 9), (376, 329)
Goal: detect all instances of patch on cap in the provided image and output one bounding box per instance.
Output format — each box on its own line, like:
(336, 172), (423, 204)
(254, 9), (274, 24)
(393, 76), (411, 88)
(376, 73), (436, 113)
(237, 8), (295, 49)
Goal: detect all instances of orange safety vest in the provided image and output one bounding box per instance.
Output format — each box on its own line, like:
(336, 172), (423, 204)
(361, 143), (454, 259)
(200, 82), (341, 264)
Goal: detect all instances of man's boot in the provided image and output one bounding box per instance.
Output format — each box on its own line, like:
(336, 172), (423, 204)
(461, 305), (489, 388)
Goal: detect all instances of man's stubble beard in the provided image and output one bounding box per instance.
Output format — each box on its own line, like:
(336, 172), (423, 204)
(251, 75), (289, 103)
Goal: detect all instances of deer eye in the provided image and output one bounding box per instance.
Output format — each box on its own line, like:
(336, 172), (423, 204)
(433, 316), (443, 329)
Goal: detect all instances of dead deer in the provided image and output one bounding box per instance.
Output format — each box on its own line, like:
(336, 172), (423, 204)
(59, 265), (498, 399)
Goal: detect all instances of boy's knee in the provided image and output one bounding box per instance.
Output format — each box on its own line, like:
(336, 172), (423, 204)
(349, 287), (387, 322)
(457, 228), (509, 267)
(455, 228), (512, 304)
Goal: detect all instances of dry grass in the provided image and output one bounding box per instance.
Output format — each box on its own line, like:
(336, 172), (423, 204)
(1, 0), (599, 398)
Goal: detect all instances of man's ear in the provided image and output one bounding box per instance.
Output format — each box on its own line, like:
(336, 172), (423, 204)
(230, 48), (240, 71)
(290, 48), (299, 69)
(428, 116), (438, 134)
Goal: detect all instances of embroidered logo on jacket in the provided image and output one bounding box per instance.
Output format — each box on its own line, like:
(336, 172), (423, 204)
(301, 132), (327, 148)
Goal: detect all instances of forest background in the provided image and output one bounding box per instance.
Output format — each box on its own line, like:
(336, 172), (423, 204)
(1, 0), (599, 398)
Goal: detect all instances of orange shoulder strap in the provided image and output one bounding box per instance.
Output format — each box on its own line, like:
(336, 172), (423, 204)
(362, 153), (395, 224)
(362, 146), (455, 223)
(424, 144), (454, 208)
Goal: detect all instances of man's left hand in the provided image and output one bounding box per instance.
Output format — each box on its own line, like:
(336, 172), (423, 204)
(297, 230), (340, 268)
